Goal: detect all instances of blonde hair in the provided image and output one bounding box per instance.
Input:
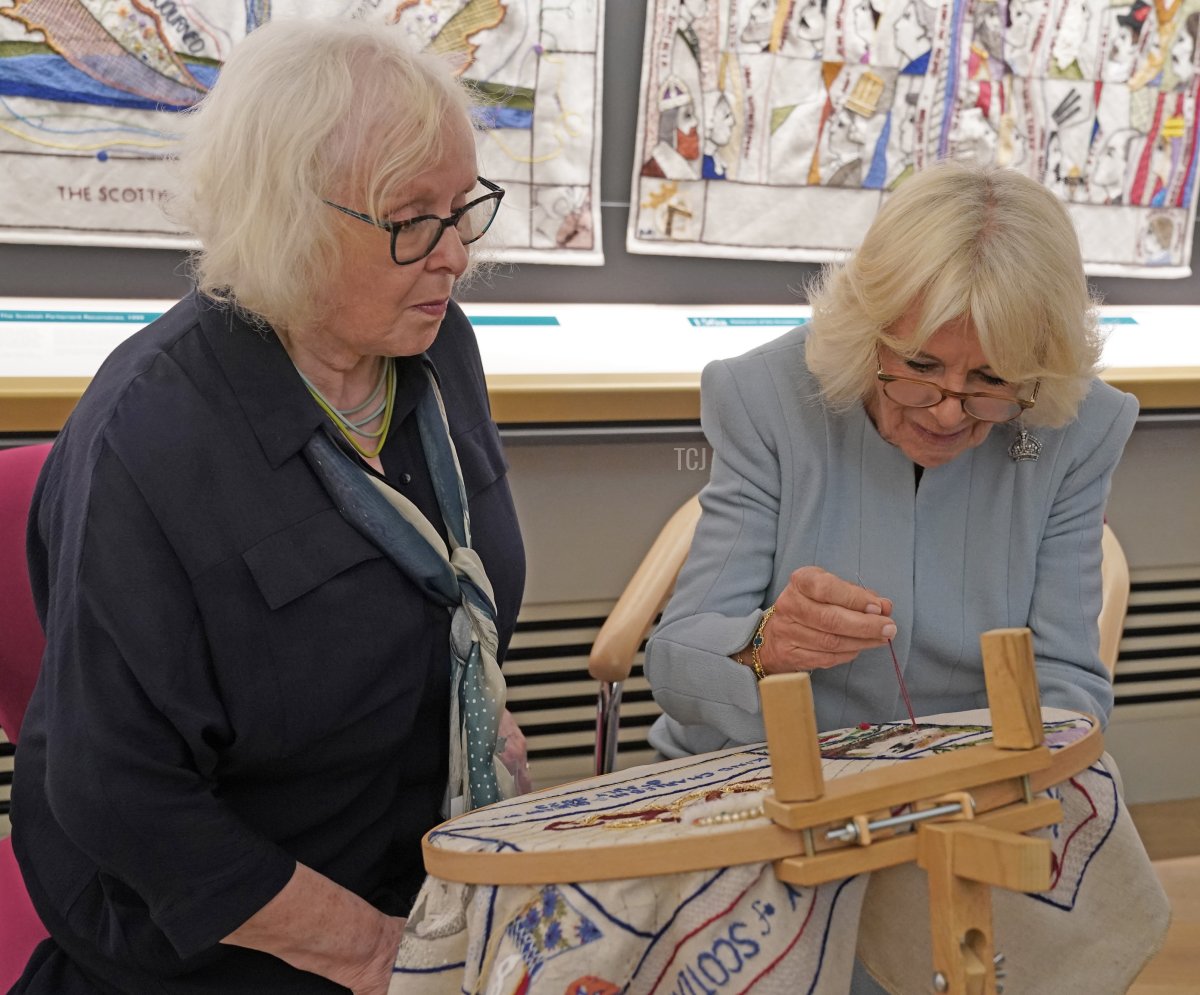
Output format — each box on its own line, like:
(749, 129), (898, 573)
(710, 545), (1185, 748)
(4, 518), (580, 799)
(806, 160), (1103, 427)
(170, 18), (476, 331)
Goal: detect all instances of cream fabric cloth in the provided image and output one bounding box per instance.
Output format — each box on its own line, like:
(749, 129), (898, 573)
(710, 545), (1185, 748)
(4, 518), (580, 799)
(392, 710), (1169, 993)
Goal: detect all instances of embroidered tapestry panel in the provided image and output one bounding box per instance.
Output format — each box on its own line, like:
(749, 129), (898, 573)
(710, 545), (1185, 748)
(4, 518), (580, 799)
(628, 0), (1200, 276)
(0, 0), (605, 264)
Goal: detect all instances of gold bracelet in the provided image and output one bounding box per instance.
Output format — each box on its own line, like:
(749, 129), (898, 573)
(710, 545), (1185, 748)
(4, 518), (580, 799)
(748, 605), (775, 681)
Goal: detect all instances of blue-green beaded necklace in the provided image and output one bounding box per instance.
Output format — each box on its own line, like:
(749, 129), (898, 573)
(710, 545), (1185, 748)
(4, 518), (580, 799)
(298, 359), (396, 460)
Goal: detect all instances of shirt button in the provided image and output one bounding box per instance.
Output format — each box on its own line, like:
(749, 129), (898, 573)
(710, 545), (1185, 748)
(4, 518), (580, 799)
(401, 472), (412, 484)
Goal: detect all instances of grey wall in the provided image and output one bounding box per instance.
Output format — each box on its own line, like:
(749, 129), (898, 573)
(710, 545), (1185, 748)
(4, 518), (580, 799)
(1, 1), (1197, 307)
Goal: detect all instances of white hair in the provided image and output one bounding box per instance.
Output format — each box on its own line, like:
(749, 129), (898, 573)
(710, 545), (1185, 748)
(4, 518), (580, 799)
(169, 17), (477, 331)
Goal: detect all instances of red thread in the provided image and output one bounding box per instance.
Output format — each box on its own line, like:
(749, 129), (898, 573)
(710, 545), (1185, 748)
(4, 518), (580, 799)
(1048, 776), (1100, 889)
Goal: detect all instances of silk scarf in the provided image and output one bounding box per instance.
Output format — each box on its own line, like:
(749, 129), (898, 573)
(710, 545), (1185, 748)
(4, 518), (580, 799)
(304, 358), (515, 815)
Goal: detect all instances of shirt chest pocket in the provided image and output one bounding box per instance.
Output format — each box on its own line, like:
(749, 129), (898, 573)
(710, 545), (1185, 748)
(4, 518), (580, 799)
(452, 418), (509, 501)
(233, 508), (439, 758)
(242, 508), (384, 610)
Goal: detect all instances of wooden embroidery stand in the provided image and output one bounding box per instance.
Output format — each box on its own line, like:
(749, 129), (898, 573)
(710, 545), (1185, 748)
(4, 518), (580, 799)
(761, 627), (1067, 995)
(423, 626), (1103, 995)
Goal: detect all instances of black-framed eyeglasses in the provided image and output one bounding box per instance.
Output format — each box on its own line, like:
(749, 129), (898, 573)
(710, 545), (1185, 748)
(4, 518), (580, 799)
(876, 370), (1040, 423)
(324, 176), (504, 265)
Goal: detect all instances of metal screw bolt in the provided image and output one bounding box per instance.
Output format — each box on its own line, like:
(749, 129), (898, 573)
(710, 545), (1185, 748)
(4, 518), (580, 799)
(932, 972), (949, 992)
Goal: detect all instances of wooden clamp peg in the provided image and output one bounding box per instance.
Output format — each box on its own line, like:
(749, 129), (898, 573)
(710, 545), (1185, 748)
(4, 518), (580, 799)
(918, 821), (1051, 995)
(760, 673), (824, 803)
(979, 628), (1044, 750)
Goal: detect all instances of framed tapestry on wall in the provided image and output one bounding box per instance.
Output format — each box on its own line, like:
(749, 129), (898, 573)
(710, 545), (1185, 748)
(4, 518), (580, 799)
(628, 0), (1200, 277)
(0, 0), (606, 264)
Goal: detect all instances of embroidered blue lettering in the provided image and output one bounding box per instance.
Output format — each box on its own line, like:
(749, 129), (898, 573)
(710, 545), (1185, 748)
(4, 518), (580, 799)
(730, 921), (761, 959)
(669, 968), (701, 995)
(712, 937), (744, 973)
(668, 923), (762, 992)
(682, 965), (718, 995)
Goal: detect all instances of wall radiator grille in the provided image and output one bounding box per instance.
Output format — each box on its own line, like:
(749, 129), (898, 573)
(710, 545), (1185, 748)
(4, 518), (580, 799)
(3, 572), (1196, 826)
(1113, 568), (1200, 708)
(504, 602), (659, 790)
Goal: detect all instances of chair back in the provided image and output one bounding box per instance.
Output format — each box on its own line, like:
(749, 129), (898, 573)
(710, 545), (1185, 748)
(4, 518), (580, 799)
(0, 443), (53, 988)
(0, 443), (51, 744)
(1099, 523), (1131, 679)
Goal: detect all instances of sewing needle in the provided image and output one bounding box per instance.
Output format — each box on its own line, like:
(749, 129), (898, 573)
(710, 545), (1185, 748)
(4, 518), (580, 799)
(858, 573), (918, 730)
(886, 636), (918, 730)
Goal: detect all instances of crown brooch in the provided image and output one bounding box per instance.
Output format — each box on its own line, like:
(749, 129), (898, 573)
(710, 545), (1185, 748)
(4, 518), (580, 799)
(1008, 426), (1042, 462)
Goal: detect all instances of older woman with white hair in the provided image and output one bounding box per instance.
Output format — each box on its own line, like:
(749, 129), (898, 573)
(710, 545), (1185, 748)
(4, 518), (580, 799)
(12, 17), (526, 995)
(646, 160), (1136, 758)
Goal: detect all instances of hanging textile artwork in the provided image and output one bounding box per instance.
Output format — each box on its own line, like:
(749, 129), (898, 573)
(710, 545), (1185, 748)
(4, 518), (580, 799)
(0, 0), (605, 264)
(629, 0), (1200, 276)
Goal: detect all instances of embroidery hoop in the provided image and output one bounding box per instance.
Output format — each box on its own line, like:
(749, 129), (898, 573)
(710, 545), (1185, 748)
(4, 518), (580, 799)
(423, 628), (1103, 994)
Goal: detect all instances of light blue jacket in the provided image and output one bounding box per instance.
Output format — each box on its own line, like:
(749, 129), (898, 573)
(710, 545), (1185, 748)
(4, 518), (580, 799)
(646, 327), (1138, 757)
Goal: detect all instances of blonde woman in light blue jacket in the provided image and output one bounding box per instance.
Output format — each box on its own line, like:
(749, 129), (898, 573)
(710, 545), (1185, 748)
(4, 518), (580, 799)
(646, 160), (1136, 758)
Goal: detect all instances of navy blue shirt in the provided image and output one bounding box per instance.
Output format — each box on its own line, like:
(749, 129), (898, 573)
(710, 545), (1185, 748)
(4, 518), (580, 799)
(12, 293), (525, 993)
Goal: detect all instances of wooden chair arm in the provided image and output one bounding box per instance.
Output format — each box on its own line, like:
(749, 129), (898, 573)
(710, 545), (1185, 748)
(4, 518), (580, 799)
(1099, 523), (1130, 679)
(588, 496), (702, 684)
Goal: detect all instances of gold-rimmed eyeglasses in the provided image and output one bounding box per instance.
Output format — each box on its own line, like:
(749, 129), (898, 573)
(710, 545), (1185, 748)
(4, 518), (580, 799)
(876, 370), (1040, 423)
(324, 176), (504, 265)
